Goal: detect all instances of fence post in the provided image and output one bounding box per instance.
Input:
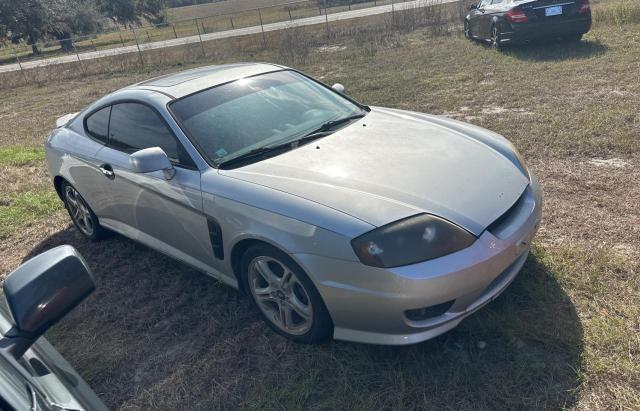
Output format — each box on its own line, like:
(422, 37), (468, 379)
(392, 0), (395, 23)
(119, 32), (126, 47)
(324, 0), (330, 37)
(12, 48), (28, 83)
(194, 18), (206, 56)
(257, 8), (267, 48)
(230, 17), (235, 29)
(90, 39), (97, 51)
(288, 8), (292, 20)
(349, 0), (352, 10)
(146, 30), (151, 42)
(131, 26), (145, 67)
(172, 24), (178, 38)
(72, 42), (85, 75)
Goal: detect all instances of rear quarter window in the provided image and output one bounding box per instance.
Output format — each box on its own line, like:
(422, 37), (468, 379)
(84, 106), (111, 144)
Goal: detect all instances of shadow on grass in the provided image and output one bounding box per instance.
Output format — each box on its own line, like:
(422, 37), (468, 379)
(503, 39), (608, 62)
(27, 227), (583, 410)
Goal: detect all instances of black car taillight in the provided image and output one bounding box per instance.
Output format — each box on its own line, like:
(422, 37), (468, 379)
(506, 9), (529, 23)
(579, 0), (591, 14)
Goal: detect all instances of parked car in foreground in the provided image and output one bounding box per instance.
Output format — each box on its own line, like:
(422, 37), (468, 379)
(464, 0), (592, 49)
(46, 63), (542, 345)
(0, 246), (107, 410)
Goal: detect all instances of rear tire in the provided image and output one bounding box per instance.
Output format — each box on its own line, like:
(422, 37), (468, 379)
(62, 181), (107, 241)
(241, 244), (333, 343)
(464, 20), (472, 40)
(564, 33), (583, 42)
(491, 25), (503, 51)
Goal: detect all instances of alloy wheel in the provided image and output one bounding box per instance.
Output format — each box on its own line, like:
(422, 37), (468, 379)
(64, 185), (95, 237)
(248, 256), (313, 335)
(491, 26), (501, 49)
(464, 20), (471, 39)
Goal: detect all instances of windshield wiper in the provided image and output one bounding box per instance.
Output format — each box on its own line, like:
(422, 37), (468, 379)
(218, 113), (366, 169)
(304, 113), (366, 137)
(217, 143), (291, 169)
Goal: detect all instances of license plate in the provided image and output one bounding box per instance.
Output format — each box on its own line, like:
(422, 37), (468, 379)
(545, 5), (562, 16)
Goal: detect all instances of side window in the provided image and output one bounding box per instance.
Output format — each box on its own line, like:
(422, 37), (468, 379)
(84, 106), (111, 144)
(492, 0), (503, 4)
(479, 0), (491, 6)
(109, 103), (179, 161)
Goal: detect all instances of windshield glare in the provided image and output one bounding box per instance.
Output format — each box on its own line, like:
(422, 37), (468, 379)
(170, 70), (364, 165)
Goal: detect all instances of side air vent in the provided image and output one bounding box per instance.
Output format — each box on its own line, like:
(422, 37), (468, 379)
(207, 218), (224, 260)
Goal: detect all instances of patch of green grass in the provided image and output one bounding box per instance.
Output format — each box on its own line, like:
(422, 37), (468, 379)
(0, 190), (62, 239)
(0, 146), (45, 166)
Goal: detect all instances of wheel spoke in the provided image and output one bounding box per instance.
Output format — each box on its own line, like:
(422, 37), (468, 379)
(281, 269), (294, 289)
(288, 297), (311, 320)
(67, 194), (78, 208)
(254, 259), (278, 286)
(84, 215), (93, 231)
(279, 303), (293, 330)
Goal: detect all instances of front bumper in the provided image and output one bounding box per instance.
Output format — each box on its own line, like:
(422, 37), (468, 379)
(295, 172), (542, 345)
(501, 17), (592, 44)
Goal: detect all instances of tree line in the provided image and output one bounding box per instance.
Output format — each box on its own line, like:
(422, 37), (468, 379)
(0, 0), (167, 55)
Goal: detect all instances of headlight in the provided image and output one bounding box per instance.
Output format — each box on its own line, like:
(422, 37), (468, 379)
(351, 214), (476, 268)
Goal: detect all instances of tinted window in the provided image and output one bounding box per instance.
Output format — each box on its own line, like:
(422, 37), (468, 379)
(109, 103), (179, 161)
(85, 106), (111, 144)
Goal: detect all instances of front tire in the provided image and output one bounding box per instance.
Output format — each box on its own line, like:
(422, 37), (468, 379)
(62, 181), (106, 241)
(241, 244), (333, 343)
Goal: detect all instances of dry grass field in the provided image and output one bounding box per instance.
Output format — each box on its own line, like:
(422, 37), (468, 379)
(0, 1), (639, 409)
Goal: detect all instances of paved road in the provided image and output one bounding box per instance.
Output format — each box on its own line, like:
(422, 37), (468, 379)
(0, 0), (458, 74)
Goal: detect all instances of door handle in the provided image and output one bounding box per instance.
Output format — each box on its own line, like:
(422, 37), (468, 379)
(99, 164), (115, 180)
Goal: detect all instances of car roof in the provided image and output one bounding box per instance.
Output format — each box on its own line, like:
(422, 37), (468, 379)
(126, 62), (286, 99)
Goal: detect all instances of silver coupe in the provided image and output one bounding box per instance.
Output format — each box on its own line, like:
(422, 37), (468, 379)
(45, 63), (542, 345)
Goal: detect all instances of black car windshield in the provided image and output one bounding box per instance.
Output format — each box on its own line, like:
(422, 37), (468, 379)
(169, 70), (366, 166)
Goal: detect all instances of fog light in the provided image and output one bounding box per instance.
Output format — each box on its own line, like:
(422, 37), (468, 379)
(405, 300), (455, 322)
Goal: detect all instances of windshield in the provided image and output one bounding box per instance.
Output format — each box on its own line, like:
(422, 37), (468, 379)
(169, 70), (365, 166)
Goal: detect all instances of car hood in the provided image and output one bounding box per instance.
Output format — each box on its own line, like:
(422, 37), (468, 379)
(219, 107), (529, 236)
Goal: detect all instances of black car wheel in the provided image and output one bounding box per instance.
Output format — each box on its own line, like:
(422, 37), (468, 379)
(491, 25), (503, 50)
(62, 181), (107, 241)
(564, 33), (583, 42)
(464, 20), (472, 40)
(241, 244), (333, 343)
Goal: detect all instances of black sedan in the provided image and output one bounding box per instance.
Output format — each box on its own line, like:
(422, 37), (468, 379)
(464, 0), (592, 49)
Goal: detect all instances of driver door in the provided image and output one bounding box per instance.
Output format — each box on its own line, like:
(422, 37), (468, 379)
(93, 102), (217, 272)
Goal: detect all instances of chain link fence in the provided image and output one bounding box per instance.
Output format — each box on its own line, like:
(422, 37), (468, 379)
(0, 0), (470, 86)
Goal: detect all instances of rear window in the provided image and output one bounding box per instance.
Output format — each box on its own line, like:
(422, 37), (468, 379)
(84, 106), (111, 144)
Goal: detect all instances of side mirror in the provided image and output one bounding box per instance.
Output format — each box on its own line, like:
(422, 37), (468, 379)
(469, 3), (478, 10)
(332, 83), (346, 94)
(130, 147), (175, 180)
(1, 246), (95, 359)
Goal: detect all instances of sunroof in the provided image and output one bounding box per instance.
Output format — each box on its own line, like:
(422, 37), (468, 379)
(139, 64), (253, 87)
